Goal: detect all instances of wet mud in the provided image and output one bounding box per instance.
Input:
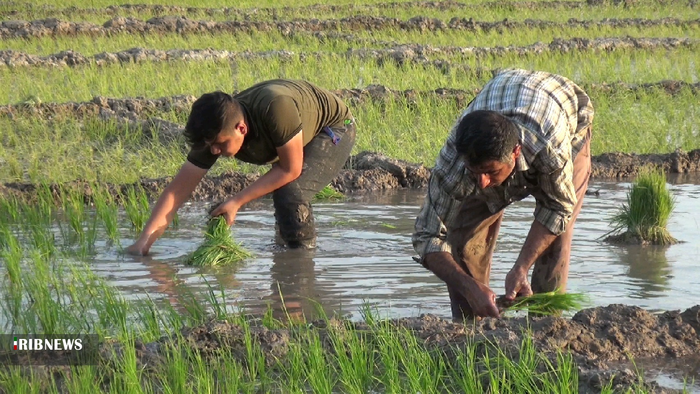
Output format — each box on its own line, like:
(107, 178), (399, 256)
(93, 304), (700, 393)
(4, 0), (695, 21)
(3, 35), (698, 69)
(1, 14), (698, 40)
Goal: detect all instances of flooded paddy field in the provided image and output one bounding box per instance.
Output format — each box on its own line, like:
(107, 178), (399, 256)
(93, 176), (700, 320)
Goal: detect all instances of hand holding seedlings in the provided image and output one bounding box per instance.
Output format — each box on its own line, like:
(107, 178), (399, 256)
(504, 265), (534, 301)
(496, 291), (587, 315)
(185, 216), (252, 266)
(209, 198), (242, 226)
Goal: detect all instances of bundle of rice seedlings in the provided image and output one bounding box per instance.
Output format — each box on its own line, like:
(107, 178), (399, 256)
(497, 291), (587, 315)
(606, 168), (678, 245)
(185, 216), (253, 267)
(313, 185), (344, 201)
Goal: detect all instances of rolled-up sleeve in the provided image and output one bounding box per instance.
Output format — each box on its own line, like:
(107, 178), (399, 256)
(532, 143), (577, 236)
(412, 130), (473, 266)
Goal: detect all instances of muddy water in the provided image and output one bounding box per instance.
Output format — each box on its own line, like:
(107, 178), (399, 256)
(92, 175), (700, 323)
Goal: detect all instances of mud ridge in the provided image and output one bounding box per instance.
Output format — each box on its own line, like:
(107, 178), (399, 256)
(1, 14), (698, 39)
(93, 304), (700, 393)
(5, 0), (694, 20)
(2, 80), (698, 121)
(3, 36), (698, 71)
(2, 148), (700, 203)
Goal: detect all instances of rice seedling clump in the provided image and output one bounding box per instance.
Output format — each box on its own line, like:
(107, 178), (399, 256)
(313, 184), (345, 201)
(185, 216), (253, 267)
(498, 291), (588, 315)
(606, 168), (679, 245)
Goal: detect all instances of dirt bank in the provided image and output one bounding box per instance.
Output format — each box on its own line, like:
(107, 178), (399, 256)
(2, 80), (697, 119)
(2, 148), (700, 203)
(95, 304), (699, 393)
(1, 14), (698, 40)
(3, 35), (698, 69)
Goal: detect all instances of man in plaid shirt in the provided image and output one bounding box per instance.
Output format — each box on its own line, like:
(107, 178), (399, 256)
(412, 68), (594, 319)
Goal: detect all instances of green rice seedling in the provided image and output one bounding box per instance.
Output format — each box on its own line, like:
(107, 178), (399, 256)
(280, 341), (307, 393)
(92, 185), (120, 244)
(447, 341), (484, 393)
(59, 187), (87, 246)
(303, 329), (337, 394)
(1, 227), (24, 322)
(185, 216), (253, 267)
(0, 196), (21, 225)
(171, 211), (180, 229)
(608, 168), (679, 245)
(1, 228), (23, 284)
(313, 185), (344, 201)
(123, 185), (151, 233)
(497, 291), (588, 316)
(76, 212), (99, 258)
(326, 319), (375, 394)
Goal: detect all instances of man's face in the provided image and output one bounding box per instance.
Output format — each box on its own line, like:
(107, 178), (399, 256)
(205, 122), (245, 157)
(466, 145), (521, 189)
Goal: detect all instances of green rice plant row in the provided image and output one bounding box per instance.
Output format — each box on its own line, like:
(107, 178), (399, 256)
(4, 23), (699, 58)
(2, 1), (697, 26)
(1, 86), (698, 185)
(3, 47), (700, 105)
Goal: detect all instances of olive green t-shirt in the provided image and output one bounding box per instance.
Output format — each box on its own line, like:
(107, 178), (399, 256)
(187, 79), (351, 169)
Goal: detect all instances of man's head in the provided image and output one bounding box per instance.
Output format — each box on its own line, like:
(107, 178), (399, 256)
(184, 91), (247, 157)
(455, 110), (521, 189)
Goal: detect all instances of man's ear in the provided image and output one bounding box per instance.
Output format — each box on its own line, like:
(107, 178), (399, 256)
(512, 144), (521, 160)
(236, 120), (247, 136)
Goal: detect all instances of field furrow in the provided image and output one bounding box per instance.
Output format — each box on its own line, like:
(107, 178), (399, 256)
(2, 15), (699, 40)
(3, 80), (698, 119)
(3, 36), (697, 69)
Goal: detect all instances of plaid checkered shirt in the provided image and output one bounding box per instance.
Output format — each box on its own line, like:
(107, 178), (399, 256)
(413, 68), (595, 263)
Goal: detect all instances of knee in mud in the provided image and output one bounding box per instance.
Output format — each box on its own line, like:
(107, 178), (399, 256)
(275, 203), (316, 247)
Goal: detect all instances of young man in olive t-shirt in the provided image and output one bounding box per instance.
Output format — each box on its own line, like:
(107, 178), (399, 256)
(126, 79), (356, 255)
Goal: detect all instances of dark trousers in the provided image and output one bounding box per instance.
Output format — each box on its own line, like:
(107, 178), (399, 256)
(446, 129), (592, 320)
(272, 120), (356, 248)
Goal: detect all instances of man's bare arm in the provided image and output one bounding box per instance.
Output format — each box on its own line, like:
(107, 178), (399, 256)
(126, 161), (207, 255)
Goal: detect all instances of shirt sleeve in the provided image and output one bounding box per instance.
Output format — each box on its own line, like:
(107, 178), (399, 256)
(531, 139), (577, 236)
(412, 129), (475, 266)
(186, 145), (219, 170)
(265, 95), (303, 147)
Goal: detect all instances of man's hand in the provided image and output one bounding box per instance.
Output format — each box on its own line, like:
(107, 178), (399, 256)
(210, 198), (241, 226)
(504, 265), (533, 300)
(424, 252), (500, 318)
(468, 281), (500, 318)
(125, 240), (150, 256)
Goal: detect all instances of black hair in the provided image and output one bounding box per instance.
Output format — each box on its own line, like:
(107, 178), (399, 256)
(183, 91), (242, 147)
(454, 110), (520, 167)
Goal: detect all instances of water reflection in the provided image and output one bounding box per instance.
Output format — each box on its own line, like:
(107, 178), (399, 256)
(613, 246), (672, 298)
(124, 253), (184, 306)
(264, 248), (328, 322)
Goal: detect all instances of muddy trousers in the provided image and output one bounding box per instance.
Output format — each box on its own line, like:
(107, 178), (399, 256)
(446, 132), (592, 320)
(272, 121), (356, 248)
